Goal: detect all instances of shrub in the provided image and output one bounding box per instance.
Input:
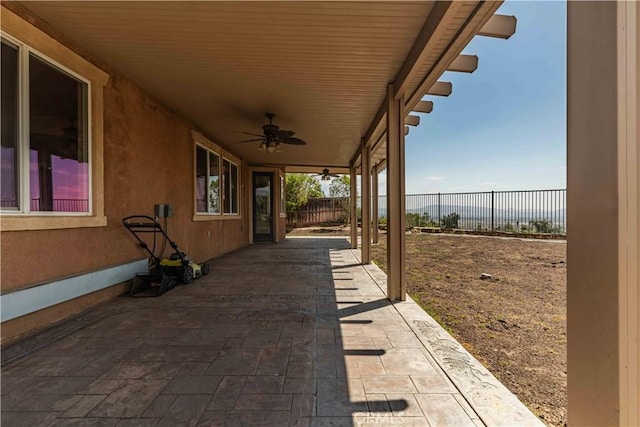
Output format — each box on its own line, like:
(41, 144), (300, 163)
(530, 219), (554, 233)
(441, 212), (460, 229)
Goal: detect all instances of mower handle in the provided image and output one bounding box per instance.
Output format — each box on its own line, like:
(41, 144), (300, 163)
(123, 215), (160, 230)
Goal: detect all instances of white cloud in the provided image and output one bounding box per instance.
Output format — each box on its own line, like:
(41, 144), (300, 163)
(426, 176), (444, 182)
(475, 181), (499, 186)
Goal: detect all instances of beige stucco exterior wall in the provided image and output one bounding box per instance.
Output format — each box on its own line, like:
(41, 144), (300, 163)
(0, 6), (250, 342)
(1, 74), (248, 291)
(567, 2), (639, 424)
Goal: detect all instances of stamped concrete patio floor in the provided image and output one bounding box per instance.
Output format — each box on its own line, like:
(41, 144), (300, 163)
(1, 237), (541, 427)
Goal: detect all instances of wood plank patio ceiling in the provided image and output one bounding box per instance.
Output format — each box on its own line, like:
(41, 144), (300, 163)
(19, 1), (485, 170)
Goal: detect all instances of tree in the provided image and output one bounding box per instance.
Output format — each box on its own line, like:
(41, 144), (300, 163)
(285, 174), (323, 213)
(329, 175), (351, 223)
(328, 175), (350, 198)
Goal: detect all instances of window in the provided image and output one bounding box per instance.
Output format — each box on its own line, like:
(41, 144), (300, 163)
(0, 10), (107, 231)
(196, 147), (221, 214)
(222, 158), (239, 214)
(1, 36), (90, 214)
(280, 174), (286, 215)
(209, 152), (221, 213)
(193, 132), (241, 219)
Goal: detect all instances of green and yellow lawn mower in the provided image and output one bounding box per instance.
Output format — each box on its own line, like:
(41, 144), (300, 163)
(123, 215), (210, 296)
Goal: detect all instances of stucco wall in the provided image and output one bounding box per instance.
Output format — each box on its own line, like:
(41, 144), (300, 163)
(0, 13), (249, 341)
(2, 74), (248, 291)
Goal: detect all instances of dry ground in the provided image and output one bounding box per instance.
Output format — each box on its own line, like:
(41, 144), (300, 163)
(370, 233), (566, 427)
(287, 224), (352, 236)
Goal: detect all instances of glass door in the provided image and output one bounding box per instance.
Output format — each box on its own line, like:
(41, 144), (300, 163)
(252, 172), (274, 242)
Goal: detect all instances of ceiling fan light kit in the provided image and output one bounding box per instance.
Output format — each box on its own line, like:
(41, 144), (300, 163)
(258, 141), (281, 153)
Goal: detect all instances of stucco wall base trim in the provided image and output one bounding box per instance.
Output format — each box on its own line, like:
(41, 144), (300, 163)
(1, 259), (146, 322)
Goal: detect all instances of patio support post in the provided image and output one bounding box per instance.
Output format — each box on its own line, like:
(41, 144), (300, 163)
(361, 138), (371, 264)
(372, 165), (379, 244)
(567, 2), (639, 425)
(349, 163), (358, 249)
(386, 83), (406, 301)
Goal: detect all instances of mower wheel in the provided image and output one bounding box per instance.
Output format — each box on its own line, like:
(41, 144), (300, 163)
(201, 263), (210, 276)
(181, 265), (194, 284)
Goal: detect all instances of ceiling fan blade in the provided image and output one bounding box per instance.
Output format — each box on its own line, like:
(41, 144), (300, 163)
(277, 129), (296, 138)
(236, 138), (265, 143)
(242, 131), (265, 137)
(281, 137), (307, 145)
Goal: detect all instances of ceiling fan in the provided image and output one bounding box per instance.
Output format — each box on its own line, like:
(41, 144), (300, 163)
(317, 168), (339, 181)
(236, 113), (307, 154)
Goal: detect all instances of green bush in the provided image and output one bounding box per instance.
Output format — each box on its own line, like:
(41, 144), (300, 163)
(441, 212), (460, 229)
(405, 212), (437, 227)
(529, 219), (562, 234)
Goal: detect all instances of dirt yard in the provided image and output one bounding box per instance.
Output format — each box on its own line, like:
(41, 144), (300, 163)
(370, 233), (567, 427)
(287, 224), (352, 236)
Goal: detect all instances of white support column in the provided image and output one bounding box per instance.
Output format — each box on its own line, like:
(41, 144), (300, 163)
(361, 139), (371, 264)
(372, 164), (379, 244)
(386, 84), (406, 301)
(349, 164), (358, 250)
(567, 2), (639, 425)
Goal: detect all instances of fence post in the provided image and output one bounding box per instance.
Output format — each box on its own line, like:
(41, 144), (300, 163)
(437, 193), (441, 228)
(491, 191), (495, 231)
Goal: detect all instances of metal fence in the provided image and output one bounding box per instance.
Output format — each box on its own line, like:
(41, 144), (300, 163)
(379, 189), (566, 234)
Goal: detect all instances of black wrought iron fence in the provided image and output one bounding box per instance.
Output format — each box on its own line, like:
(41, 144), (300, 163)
(378, 189), (566, 235)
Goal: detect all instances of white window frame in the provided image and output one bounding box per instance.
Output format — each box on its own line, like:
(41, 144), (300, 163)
(0, 8), (108, 231)
(195, 144), (221, 215)
(192, 130), (241, 221)
(222, 157), (240, 216)
(1, 32), (93, 217)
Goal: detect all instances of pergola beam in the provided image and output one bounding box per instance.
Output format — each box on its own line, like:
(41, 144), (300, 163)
(405, 115), (420, 126)
(404, 126), (410, 136)
(371, 132), (387, 160)
(404, 2), (504, 111)
(426, 81), (452, 96)
(393, 2), (464, 99)
(413, 100), (433, 114)
(363, 1), (462, 146)
(363, 2), (504, 148)
(447, 54), (479, 73)
(477, 14), (517, 39)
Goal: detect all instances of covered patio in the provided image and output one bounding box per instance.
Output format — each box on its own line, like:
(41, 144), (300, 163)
(1, 237), (539, 426)
(1, 1), (638, 425)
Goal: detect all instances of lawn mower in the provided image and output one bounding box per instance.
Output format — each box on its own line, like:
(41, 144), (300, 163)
(123, 215), (210, 296)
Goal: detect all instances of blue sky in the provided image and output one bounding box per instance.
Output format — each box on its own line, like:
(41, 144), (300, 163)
(379, 0), (567, 196)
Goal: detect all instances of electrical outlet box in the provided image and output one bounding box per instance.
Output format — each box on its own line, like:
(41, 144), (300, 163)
(154, 204), (174, 218)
